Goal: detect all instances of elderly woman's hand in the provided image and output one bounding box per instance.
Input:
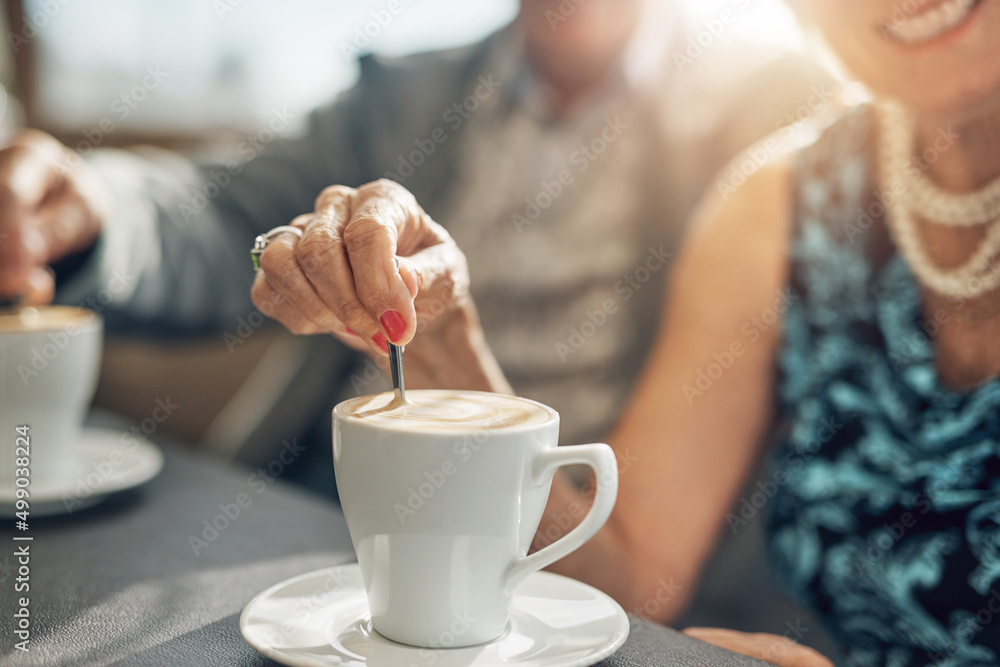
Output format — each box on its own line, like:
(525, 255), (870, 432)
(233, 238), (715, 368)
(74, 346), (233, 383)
(683, 628), (834, 667)
(251, 179), (469, 357)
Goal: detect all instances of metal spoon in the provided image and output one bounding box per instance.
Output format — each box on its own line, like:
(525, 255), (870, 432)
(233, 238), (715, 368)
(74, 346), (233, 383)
(388, 342), (406, 404)
(387, 257), (406, 403)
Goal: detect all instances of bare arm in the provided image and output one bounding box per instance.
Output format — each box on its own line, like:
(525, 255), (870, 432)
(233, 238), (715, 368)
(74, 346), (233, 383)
(541, 157), (796, 623)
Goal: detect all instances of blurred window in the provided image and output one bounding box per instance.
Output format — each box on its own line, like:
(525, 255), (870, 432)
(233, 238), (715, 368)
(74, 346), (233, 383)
(9, 0), (807, 145)
(14, 0), (517, 142)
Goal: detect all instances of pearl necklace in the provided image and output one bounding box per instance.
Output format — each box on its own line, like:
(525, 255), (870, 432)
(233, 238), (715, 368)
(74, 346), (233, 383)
(876, 99), (1000, 300)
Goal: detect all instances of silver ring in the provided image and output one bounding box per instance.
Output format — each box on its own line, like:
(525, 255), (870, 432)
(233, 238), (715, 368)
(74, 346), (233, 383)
(251, 226), (304, 270)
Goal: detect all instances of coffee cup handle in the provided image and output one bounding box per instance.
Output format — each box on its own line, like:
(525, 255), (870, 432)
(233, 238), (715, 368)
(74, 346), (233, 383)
(504, 443), (618, 593)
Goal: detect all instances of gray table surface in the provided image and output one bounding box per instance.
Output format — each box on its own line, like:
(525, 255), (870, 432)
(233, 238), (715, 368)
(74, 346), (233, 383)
(0, 438), (772, 667)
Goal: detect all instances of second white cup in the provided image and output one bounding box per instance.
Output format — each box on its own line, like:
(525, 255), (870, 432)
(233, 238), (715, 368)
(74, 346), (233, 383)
(0, 306), (103, 486)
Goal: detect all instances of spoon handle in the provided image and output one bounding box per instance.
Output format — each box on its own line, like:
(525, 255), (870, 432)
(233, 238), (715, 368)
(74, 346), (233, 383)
(388, 342), (406, 403)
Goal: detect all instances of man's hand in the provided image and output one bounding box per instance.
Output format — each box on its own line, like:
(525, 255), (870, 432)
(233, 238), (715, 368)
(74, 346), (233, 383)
(684, 628), (834, 667)
(251, 179), (470, 357)
(0, 130), (108, 304)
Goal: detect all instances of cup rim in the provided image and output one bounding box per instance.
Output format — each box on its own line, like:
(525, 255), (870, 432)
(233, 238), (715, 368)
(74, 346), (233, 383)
(0, 306), (102, 335)
(333, 389), (559, 436)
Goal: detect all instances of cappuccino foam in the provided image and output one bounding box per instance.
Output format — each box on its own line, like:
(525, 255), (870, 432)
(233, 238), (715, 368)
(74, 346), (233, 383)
(341, 390), (554, 432)
(0, 306), (97, 333)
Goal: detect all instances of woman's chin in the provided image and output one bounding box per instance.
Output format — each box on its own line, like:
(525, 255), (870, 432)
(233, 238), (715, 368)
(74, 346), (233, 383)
(895, 76), (1000, 125)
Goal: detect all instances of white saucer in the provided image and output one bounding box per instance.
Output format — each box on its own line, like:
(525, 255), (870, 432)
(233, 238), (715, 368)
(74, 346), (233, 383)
(0, 428), (164, 518)
(240, 563), (629, 667)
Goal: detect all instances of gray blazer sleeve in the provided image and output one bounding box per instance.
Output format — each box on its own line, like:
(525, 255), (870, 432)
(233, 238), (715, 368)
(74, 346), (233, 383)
(54, 82), (375, 335)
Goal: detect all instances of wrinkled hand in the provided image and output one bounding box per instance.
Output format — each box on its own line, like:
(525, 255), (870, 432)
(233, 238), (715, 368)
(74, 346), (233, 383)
(683, 628), (834, 667)
(251, 179), (470, 356)
(0, 130), (107, 304)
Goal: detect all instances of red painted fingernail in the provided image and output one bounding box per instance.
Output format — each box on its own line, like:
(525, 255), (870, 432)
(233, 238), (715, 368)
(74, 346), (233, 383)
(379, 310), (406, 343)
(372, 332), (389, 354)
(344, 326), (356, 336)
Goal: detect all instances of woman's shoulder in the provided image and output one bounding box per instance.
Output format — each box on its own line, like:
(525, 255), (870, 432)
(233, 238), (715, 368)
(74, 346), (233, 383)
(672, 104), (874, 323)
(690, 103), (874, 256)
(712, 102), (872, 205)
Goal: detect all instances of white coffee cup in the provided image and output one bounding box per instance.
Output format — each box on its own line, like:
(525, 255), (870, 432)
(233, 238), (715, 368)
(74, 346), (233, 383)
(333, 389), (618, 648)
(0, 306), (103, 485)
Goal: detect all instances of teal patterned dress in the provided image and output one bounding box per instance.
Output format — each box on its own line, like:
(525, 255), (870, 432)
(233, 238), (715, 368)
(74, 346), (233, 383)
(768, 106), (1000, 666)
